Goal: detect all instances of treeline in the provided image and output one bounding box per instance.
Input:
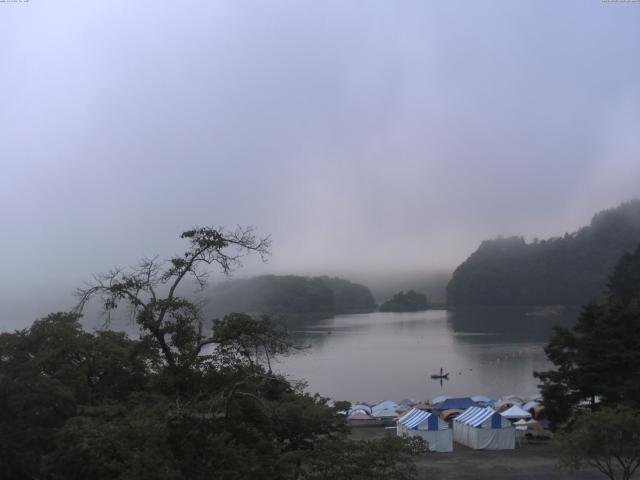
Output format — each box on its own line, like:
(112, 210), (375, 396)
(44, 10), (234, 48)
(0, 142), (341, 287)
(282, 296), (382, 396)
(206, 275), (377, 320)
(447, 200), (640, 306)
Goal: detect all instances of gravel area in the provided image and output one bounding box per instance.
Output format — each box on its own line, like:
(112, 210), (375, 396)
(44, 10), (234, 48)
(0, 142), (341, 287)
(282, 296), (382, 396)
(351, 427), (612, 480)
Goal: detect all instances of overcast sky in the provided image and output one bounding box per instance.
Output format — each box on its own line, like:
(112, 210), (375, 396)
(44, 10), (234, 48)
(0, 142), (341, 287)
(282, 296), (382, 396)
(2, 1), (640, 327)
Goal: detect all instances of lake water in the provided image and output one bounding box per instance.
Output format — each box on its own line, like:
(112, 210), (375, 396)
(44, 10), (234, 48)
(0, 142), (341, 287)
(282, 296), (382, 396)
(275, 308), (578, 404)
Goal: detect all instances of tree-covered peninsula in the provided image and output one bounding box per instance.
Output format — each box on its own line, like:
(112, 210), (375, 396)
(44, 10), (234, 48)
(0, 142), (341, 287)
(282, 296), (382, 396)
(447, 200), (640, 306)
(206, 275), (377, 320)
(379, 290), (429, 312)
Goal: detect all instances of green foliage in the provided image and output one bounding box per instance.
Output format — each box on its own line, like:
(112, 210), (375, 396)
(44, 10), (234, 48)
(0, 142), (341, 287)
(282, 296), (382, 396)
(212, 313), (289, 371)
(49, 398), (180, 480)
(557, 407), (640, 480)
(317, 276), (378, 314)
(0, 311), (357, 479)
(379, 290), (428, 312)
(0, 227), (417, 480)
(608, 247), (640, 307)
(535, 245), (640, 427)
(302, 436), (418, 480)
(207, 275), (376, 320)
(0, 312), (155, 479)
(447, 200), (640, 306)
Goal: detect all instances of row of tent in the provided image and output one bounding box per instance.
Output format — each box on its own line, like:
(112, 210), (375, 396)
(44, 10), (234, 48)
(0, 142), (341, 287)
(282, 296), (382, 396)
(347, 400), (403, 417)
(348, 396), (542, 422)
(347, 401), (403, 426)
(397, 406), (517, 452)
(432, 395), (543, 411)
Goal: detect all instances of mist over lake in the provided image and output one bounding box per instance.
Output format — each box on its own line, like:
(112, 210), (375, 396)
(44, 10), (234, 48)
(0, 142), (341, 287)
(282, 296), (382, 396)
(276, 308), (578, 402)
(3, 1), (640, 477)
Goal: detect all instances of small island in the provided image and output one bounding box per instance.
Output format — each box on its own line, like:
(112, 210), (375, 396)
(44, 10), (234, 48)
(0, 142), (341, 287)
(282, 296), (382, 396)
(379, 290), (429, 312)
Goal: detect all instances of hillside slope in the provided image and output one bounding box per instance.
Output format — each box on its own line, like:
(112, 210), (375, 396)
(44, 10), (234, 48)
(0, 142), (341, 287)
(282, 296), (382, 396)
(447, 200), (640, 306)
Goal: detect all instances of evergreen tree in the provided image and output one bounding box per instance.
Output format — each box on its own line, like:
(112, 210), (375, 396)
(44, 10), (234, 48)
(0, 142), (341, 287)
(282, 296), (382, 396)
(535, 244), (640, 427)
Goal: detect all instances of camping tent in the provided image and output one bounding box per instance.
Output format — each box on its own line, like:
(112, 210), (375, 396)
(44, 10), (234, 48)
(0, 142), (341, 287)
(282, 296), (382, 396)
(431, 395), (450, 405)
(524, 419), (546, 433)
(434, 397), (477, 411)
(440, 408), (464, 422)
(397, 408), (453, 452)
(470, 395), (493, 405)
(503, 395), (525, 405)
(522, 401), (540, 413)
(372, 400), (399, 416)
(372, 400), (401, 426)
(532, 405), (545, 419)
(347, 410), (383, 427)
(373, 408), (400, 419)
(494, 395), (525, 411)
(453, 406), (515, 450)
(500, 405), (532, 420)
(349, 411), (372, 420)
(348, 403), (372, 415)
(513, 419), (529, 431)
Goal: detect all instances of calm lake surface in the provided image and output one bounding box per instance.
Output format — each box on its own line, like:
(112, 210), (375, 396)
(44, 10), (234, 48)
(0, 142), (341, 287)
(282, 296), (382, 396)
(275, 308), (578, 404)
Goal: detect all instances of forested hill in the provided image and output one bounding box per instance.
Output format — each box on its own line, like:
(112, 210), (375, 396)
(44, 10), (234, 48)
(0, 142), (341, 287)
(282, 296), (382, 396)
(379, 290), (429, 312)
(447, 200), (640, 306)
(205, 275), (377, 320)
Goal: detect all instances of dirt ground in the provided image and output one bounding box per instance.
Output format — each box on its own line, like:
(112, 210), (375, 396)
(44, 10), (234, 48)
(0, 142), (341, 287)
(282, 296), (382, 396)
(350, 427), (612, 480)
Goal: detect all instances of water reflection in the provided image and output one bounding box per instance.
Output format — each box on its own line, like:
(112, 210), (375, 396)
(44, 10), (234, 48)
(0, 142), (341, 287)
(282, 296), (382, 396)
(447, 307), (578, 343)
(275, 308), (578, 403)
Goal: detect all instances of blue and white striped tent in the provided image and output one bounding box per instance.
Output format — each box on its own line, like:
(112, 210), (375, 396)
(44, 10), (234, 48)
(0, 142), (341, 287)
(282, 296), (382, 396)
(453, 407), (514, 450)
(397, 409), (452, 452)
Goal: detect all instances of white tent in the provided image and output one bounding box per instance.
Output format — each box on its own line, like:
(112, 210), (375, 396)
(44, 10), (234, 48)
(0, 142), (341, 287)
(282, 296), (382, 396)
(522, 401), (540, 412)
(372, 400), (399, 416)
(347, 410), (383, 427)
(502, 395), (525, 405)
(500, 405), (532, 420)
(371, 400), (401, 426)
(397, 408), (453, 452)
(347, 403), (372, 415)
(453, 406), (515, 450)
(373, 408), (400, 418)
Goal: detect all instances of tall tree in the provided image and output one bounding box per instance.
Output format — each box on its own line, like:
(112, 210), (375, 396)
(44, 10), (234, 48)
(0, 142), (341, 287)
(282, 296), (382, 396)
(75, 226), (271, 372)
(535, 244), (640, 426)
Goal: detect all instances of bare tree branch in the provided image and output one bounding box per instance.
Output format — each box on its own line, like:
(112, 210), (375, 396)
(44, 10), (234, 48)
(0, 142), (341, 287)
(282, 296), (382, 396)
(74, 226), (271, 372)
